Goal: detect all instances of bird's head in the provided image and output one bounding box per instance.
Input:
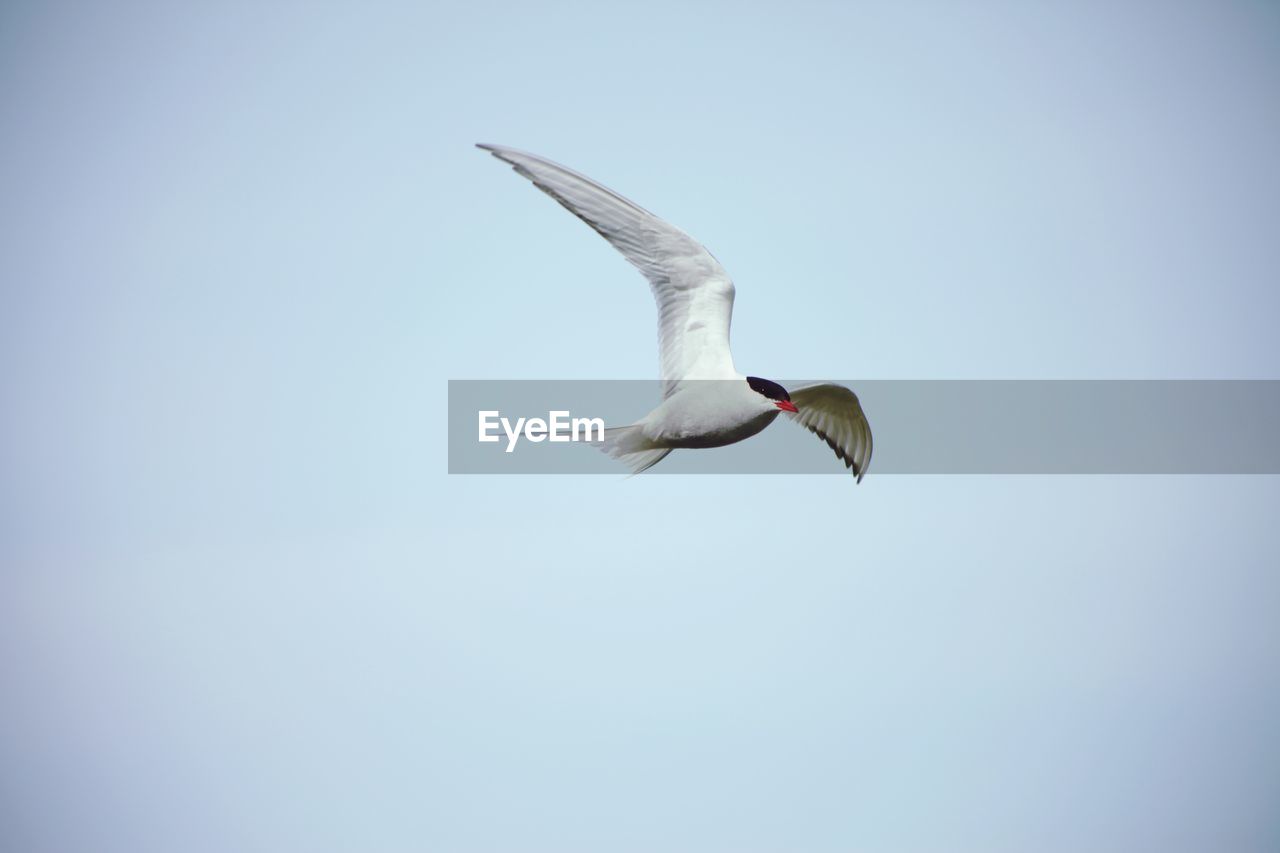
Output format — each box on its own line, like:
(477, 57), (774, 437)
(746, 376), (798, 413)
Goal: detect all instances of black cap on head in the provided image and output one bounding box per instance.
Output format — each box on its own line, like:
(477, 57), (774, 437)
(746, 376), (791, 402)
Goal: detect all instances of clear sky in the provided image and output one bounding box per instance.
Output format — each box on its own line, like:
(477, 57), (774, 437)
(2, 2), (1279, 851)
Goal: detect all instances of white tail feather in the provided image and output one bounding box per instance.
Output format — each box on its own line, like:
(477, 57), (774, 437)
(593, 425), (673, 475)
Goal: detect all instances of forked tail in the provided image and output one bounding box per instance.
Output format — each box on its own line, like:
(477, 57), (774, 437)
(592, 424), (673, 475)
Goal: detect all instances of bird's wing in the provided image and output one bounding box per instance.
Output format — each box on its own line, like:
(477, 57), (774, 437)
(786, 383), (874, 483)
(478, 144), (737, 397)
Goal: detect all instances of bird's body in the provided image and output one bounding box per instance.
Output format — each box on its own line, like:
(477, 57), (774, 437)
(479, 143), (873, 481)
(633, 381), (783, 449)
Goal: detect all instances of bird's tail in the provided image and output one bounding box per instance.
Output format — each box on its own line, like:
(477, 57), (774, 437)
(592, 424), (672, 475)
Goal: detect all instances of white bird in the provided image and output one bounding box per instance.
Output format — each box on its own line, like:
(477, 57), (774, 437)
(479, 144), (873, 482)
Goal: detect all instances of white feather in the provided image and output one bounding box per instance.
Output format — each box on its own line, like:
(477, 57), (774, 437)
(478, 144), (738, 397)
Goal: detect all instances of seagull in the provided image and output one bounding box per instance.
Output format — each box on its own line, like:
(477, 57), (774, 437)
(478, 144), (873, 482)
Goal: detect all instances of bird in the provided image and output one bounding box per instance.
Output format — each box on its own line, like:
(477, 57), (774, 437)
(478, 144), (873, 482)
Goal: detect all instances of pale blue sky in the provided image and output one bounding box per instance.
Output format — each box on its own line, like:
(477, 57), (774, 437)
(2, 2), (1279, 851)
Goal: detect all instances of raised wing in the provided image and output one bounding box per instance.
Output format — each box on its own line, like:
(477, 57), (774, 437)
(478, 144), (737, 396)
(786, 383), (874, 483)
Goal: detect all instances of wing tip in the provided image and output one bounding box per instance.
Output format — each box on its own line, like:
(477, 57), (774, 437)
(476, 143), (521, 164)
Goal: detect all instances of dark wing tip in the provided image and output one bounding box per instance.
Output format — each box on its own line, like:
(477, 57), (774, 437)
(806, 424), (864, 484)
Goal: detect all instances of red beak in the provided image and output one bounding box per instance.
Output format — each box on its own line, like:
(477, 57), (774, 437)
(775, 400), (798, 413)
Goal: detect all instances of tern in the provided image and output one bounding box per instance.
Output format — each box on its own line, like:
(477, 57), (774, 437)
(479, 144), (873, 481)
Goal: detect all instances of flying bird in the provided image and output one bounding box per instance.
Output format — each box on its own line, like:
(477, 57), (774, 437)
(478, 144), (873, 481)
